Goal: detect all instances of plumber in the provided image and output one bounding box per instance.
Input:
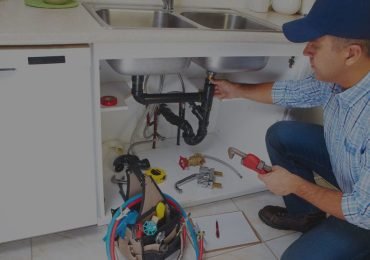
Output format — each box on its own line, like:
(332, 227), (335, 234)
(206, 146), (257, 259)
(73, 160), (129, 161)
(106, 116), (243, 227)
(212, 0), (370, 258)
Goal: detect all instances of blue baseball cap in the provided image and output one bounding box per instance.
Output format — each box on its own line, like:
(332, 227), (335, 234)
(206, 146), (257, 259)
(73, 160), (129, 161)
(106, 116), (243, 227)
(283, 0), (370, 43)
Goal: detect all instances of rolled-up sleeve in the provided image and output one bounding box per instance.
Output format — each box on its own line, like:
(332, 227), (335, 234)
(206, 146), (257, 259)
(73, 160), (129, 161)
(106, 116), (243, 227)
(272, 75), (334, 108)
(342, 140), (370, 229)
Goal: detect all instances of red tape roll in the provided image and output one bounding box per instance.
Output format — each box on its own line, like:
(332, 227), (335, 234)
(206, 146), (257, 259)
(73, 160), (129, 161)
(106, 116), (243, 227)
(101, 96), (118, 106)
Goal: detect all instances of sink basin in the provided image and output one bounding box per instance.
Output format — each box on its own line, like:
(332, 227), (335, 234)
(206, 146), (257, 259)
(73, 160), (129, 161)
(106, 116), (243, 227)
(107, 57), (191, 75)
(83, 4), (274, 74)
(84, 3), (278, 31)
(180, 11), (276, 31)
(85, 5), (197, 29)
(192, 57), (269, 73)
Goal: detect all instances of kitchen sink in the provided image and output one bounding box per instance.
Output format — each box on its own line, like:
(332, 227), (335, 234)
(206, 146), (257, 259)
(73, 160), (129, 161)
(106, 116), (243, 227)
(107, 56), (268, 75)
(83, 3), (279, 32)
(85, 5), (197, 29)
(180, 11), (276, 31)
(107, 57), (191, 75)
(96, 9), (196, 29)
(192, 56), (269, 73)
(83, 3), (275, 74)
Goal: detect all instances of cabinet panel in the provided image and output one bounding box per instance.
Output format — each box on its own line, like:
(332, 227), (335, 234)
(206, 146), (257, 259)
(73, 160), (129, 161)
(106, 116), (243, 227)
(0, 47), (97, 243)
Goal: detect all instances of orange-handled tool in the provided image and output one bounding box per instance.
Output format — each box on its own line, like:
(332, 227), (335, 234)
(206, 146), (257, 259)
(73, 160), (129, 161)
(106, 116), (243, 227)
(228, 147), (272, 174)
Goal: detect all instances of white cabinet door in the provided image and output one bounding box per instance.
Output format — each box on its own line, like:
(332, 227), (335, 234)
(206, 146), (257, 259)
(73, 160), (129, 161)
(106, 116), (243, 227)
(0, 46), (97, 243)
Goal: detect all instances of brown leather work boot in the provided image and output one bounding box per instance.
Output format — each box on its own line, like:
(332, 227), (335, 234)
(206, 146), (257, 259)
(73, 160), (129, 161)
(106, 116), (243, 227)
(258, 205), (326, 233)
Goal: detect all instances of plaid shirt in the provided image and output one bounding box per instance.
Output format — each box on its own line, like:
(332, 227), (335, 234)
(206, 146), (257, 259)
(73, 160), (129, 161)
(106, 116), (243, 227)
(272, 72), (370, 229)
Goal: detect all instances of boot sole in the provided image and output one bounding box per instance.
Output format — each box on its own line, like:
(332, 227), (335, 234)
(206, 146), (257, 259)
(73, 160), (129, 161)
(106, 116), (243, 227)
(258, 210), (295, 231)
(258, 210), (326, 233)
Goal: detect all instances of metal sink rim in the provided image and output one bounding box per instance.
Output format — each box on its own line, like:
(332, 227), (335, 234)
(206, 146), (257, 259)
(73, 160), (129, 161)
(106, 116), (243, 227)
(83, 3), (201, 29)
(179, 10), (279, 31)
(83, 3), (280, 32)
(192, 56), (269, 73)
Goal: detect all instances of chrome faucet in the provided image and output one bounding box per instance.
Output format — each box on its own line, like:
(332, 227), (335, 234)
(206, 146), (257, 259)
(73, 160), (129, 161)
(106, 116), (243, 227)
(162, 0), (174, 11)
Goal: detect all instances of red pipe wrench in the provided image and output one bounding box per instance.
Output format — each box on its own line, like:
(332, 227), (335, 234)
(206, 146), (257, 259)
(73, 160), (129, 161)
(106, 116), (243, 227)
(228, 147), (272, 174)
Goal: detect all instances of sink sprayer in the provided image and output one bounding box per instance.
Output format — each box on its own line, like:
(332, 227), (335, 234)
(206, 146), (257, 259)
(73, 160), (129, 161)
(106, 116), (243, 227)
(131, 72), (215, 146)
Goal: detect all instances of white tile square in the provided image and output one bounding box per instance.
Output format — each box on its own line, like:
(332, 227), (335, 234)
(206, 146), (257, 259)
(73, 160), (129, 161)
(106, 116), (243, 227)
(192, 211), (259, 252)
(266, 233), (301, 259)
(32, 225), (107, 260)
(208, 243), (276, 260)
(185, 199), (239, 218)
(166, 236), (248, 260)
(168, 236), (253, 259)
(0, 239), (31, 260)
(27, 194), (299, 260)
(232, 191), (294, 241)
(205, 245), (250, 259)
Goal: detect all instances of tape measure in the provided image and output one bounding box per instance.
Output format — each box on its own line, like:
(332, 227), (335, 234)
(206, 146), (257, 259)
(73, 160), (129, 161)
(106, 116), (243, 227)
(101, 96), (118, 106)
(145, 168), (166, 184)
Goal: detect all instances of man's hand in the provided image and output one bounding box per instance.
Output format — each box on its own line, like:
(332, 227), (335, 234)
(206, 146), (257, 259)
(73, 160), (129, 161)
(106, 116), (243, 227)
(258, 165), (345, 219)
(211, 79), (242, 99)
(211, 79), (274, 104)
(258, 165), (301, 196)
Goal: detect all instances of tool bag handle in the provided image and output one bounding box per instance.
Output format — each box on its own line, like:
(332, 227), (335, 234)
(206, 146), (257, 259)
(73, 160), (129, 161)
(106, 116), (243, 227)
(123, 160), (166, 218)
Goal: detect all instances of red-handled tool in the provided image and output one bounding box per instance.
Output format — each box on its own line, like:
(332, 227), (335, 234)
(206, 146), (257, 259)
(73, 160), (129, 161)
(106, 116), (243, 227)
(228, 147), (272, 174)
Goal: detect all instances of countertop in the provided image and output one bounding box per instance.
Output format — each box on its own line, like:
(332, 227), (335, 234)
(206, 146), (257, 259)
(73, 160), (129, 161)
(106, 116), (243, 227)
(0, 0), (303, 47)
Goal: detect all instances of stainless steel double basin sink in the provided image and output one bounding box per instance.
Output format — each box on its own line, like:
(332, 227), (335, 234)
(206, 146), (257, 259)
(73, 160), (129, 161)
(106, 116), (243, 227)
(84, 3), (278, 74)
(84, 3), (278, 31)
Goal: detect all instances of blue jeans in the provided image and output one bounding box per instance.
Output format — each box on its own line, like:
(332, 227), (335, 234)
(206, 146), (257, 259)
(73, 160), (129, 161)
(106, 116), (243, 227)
(265, 121), (370, 260)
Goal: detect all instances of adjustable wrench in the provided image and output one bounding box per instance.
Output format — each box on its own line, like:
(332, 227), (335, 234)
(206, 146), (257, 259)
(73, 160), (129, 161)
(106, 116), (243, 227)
(228, 147), (272, 174)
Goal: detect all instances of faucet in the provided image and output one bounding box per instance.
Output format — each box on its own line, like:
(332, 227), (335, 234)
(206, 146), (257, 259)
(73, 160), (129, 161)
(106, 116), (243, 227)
(162, 0), (174, 11)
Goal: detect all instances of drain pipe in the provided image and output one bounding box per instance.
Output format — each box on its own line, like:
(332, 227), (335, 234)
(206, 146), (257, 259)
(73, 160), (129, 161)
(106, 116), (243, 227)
(131, 72), (215, 145)
(182, 72), (215, 145)
(131, 75), (202, 105)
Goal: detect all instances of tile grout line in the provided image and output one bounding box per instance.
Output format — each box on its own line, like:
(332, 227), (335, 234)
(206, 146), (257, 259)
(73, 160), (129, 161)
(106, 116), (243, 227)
(262, 231), (302, 260)
(263, 231), (299, 243)
(231, 193), (297, 259)
(192, 198), (263, 259)
(30, 238), (33, 260)
(231, 197), (265, 242)
(231, 195), (280, 259)
(264, 240), (280, 260)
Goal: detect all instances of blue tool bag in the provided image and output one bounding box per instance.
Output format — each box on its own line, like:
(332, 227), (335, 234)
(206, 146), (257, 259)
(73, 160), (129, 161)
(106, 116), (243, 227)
(104, 155), (200, 260)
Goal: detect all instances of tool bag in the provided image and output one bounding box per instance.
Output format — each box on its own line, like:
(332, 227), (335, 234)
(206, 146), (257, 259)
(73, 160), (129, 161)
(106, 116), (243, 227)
(111, 158), (184, 260)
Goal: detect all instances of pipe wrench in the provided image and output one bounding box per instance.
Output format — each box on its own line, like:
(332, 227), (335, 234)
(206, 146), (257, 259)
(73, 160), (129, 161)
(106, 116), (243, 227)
(228, 147), (272, 174)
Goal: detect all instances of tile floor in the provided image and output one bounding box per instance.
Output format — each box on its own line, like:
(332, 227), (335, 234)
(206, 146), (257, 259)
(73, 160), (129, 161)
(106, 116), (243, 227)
(0, 191), (302, 260)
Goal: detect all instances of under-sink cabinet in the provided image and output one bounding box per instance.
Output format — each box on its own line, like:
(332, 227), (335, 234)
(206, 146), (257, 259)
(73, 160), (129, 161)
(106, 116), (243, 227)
(0, 46), (97, 243)
(93, 52), (312, 224)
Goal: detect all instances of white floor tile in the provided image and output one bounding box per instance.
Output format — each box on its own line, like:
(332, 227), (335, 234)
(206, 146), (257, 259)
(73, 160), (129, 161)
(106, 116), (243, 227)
(0, 239), (31, 260)
(208, 243), (276, 260)
(0, 193), (299, 260)
(266, 233), (301, 259)
(185, 199), (239, 218)
(32, 225), (107, 260)
(204, 244), (254, 259)
(160, 238), (251, 260)
(232, 191), (294, 241)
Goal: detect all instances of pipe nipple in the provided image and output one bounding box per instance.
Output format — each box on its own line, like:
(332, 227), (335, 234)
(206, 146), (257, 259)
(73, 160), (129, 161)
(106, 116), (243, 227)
(207, 71), (216, 81)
